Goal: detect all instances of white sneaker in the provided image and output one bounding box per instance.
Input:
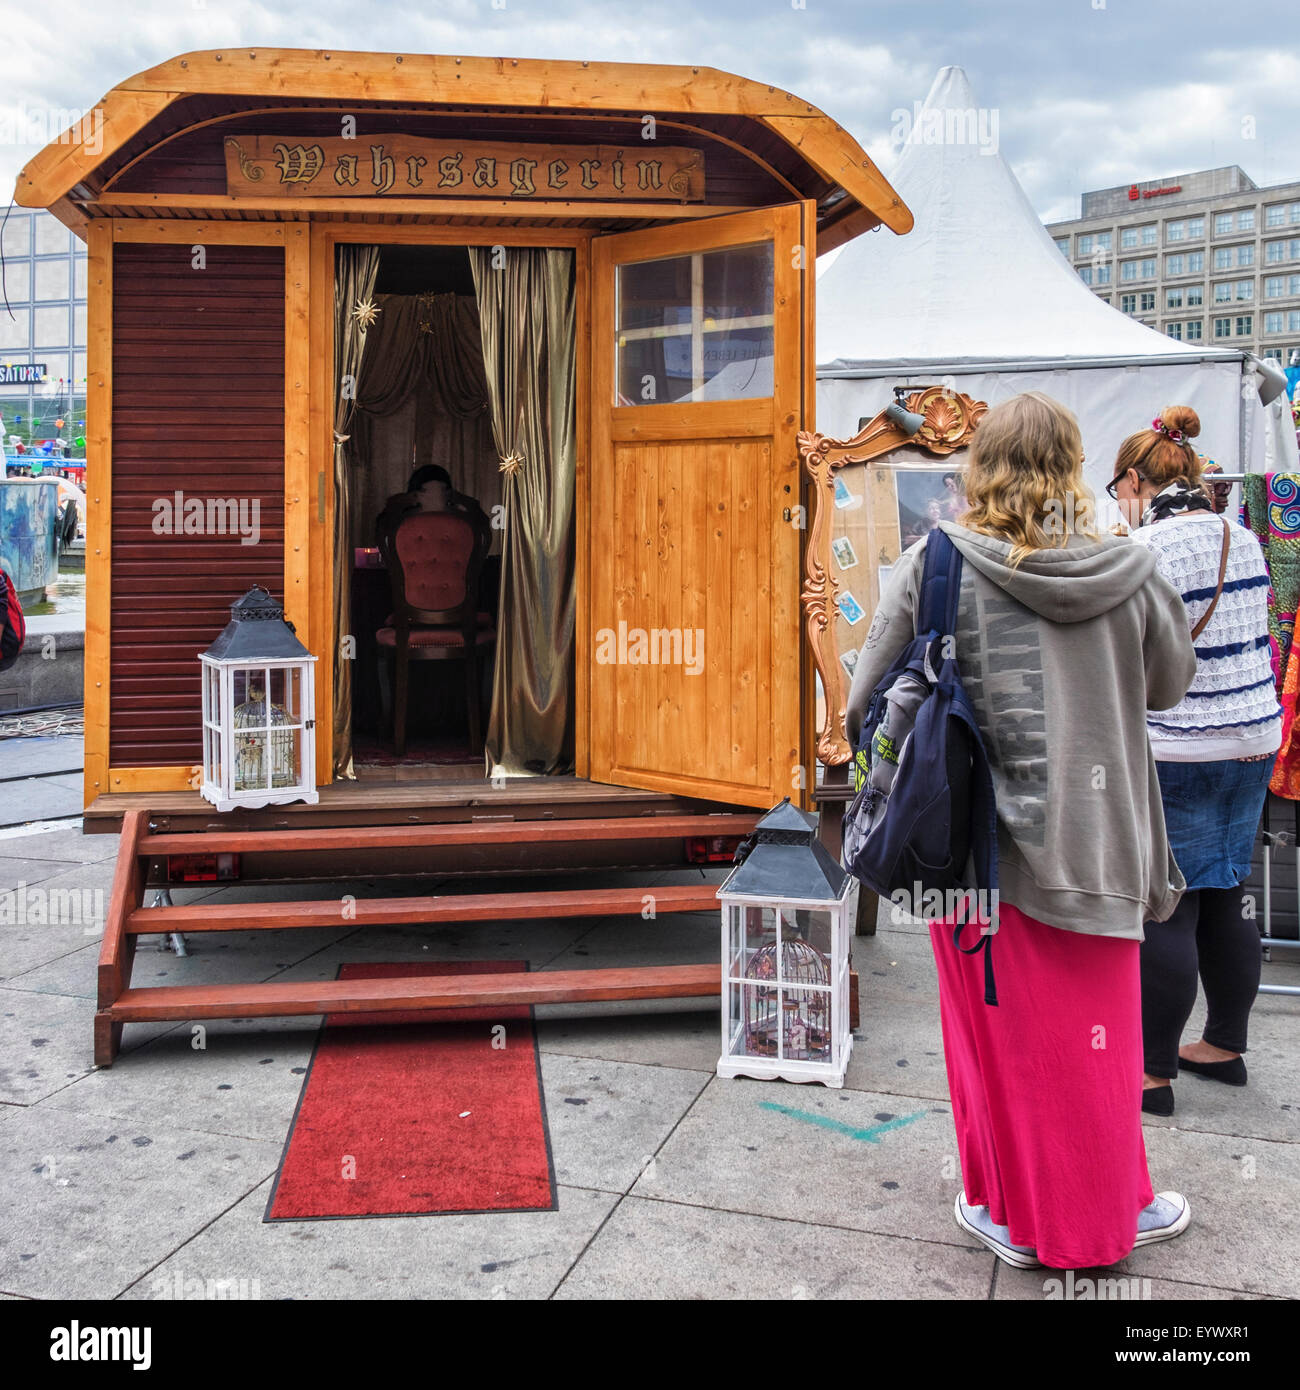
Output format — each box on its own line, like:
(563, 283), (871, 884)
(953, 1192), (1043, 1269)
(1133, 1191), (1191, 1248)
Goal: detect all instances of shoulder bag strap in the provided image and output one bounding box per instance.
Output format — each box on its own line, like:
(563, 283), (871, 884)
(1189, 516), (1233, 641)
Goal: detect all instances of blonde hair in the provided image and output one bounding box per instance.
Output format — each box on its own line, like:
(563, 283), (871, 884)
(958, 391), (1099, 567)
(1113, 405), (1203, 493)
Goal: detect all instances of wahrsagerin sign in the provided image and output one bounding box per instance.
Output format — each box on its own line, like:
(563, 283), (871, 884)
(224, 136), (705, 201)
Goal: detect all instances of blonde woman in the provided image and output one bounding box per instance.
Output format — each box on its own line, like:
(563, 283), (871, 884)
(846, 392), (1197, 1270)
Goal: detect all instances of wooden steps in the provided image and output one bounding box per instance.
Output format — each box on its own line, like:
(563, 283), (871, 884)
(94, 804), (759, 1067)
(140, 812), (758, 857)
(124, 882), (722, 934)
(107, 965), (722, 1021)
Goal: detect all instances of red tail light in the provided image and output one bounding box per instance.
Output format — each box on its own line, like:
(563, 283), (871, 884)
(166, 852), (241, 883)
(685, 836), (745, 864)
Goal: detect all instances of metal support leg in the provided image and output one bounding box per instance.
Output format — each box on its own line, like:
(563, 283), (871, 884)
(1258, 799), (1300, 996)
(148, 887), (188, 957)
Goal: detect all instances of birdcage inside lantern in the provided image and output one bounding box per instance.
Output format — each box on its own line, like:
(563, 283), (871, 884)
(199, 586), (318, 812)
(717, 798), (857, 1086)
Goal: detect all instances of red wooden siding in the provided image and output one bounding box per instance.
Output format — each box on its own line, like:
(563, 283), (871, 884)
(110, 242), (285, 767)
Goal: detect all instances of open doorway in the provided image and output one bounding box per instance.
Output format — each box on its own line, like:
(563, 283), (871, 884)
(332, 242), (578, 784)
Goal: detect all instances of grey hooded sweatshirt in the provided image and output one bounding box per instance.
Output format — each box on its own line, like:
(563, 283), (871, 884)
(845, 521), (1197, 940)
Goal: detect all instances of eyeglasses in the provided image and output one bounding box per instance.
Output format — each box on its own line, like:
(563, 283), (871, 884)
(1106, 469), (1138, 501)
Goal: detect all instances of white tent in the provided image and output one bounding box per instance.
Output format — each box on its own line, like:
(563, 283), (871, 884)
(815, 66), (1298, 490)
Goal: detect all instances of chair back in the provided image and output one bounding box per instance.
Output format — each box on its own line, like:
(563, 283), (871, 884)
(376, 487), (490, 630)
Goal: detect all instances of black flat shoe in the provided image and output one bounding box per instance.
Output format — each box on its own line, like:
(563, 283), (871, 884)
(1142, 1086), (1175, 1116)
(1178, 1054), (1248, 1087)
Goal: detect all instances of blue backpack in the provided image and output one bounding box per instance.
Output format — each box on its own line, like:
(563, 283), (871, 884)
(842, 528), (1001, 1003)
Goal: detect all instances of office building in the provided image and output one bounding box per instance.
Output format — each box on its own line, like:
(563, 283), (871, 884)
(1046, 166), (1300, 363)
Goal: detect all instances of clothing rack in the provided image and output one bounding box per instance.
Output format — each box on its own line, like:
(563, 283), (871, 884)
(1259, 799), (1300, 998)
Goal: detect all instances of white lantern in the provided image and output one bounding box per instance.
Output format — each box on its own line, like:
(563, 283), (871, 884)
(199, 585), (319, 812)
(716, 798), (858, 1087)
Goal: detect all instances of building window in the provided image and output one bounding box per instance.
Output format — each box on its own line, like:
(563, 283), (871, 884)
(1097, 231), (1112, 250)
(1078, 234), (1093, 255)
(1215, 212), (1233, 234)
(1291, 276), (1300, 296)
(1166, 221), (1185, 243)
(1188, 217), (1205, 238)
(1214, 317), (1232, 338)
(1266, 276), (1285, 297)
(1140, 291), (1156, 312)
(1120, 293), (1137, 313)
(1290, 311), (1300, 332)
(1237, 244), (1255, 267)
(1141, 224), (1157, 246)
(1214, 282), (1232, 303)
(1096, 263), (1112, 285)
(1121, 260), (1138, 281)
(1266, 312), (1284, 333)
(1236, 279), (1254, 301)
(1265, 240), (1300, 264)
(1166, 288), (1183, 309)
(1236, 315), (1253, 336)
(1139, 258), (1156, 278)
(1214, 247), (1232, 270)
(1267, 205), (1287, 228)
(1078, 265), (1094, 285)
(1188, 251), (1205, 272)
(1187, 285), (1203, 306)
(1166, 322), (1183, 340)
(1186, 320), (1203, 341)
(1054, 237), (1070, 257)
(1264, 347), (1284, 360)
(1238, 209), (1255, 231)
(1121, 227), (1138, 249)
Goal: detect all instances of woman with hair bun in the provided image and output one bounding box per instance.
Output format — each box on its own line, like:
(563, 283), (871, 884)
(1110, 406), (1280, 1117)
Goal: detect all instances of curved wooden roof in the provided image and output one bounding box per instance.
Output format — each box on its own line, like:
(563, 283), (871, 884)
(15, 48), (911, 246)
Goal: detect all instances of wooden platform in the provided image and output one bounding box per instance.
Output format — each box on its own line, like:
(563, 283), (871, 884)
(85, 774), (735, 834)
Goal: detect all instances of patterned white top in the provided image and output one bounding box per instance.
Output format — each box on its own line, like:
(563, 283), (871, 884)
(1129, 511), (1282, 762)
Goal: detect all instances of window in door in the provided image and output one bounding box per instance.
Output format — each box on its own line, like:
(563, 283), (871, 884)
(614, 242), (774, 405)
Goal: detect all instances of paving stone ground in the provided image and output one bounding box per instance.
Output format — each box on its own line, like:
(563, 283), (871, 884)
(0, 735), (1295, 1301)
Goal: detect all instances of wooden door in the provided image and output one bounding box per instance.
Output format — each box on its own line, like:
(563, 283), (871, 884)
(588, 203), (813, 809)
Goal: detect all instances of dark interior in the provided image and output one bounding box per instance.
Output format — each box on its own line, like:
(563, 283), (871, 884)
(349, 244), (499, 775)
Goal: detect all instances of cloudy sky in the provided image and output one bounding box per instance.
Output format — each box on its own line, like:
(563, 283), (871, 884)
(1, 0), (1296, 220)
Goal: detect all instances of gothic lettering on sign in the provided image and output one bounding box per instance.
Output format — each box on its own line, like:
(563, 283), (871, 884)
(223, 137), (705, 201)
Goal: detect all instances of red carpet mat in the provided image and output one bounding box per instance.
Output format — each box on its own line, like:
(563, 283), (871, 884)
(265, 961), (557, 1221)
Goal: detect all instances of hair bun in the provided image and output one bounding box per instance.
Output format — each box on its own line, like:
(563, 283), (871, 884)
(1161, 405), (1200, 440)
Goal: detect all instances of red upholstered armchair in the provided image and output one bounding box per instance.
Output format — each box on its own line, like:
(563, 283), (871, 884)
(374, 488), (495, 756)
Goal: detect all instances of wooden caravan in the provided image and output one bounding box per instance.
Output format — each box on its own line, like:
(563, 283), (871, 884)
(17, 49), (921, 1062)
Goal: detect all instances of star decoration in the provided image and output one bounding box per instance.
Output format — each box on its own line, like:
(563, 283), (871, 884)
(352, 297), (380, 330)
(498, 451), (525, 477)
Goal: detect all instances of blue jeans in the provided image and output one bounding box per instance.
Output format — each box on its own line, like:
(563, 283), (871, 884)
(1156, 756), (1275, 891)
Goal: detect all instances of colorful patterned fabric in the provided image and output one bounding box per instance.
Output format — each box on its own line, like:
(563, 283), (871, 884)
(1272, 645), (1300, 800)
(1241, 473), (1300, 687)
(1242, 473), (1300, 799)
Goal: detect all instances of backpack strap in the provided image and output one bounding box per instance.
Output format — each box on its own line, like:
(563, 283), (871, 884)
(918, 527), (963, 638)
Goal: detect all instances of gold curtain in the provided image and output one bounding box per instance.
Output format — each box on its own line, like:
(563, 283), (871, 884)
(469, 247), (577, 777)
(331, 244), (381, 780)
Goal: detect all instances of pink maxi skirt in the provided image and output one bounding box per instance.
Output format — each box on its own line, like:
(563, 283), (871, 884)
(930, 901), (1154, 1269)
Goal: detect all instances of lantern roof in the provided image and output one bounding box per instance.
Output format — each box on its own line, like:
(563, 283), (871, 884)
(202, 585), (314, 663)
(719, 797), (850, 903)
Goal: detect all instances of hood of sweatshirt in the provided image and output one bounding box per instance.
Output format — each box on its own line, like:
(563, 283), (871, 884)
(938, 520), (1157, 624)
